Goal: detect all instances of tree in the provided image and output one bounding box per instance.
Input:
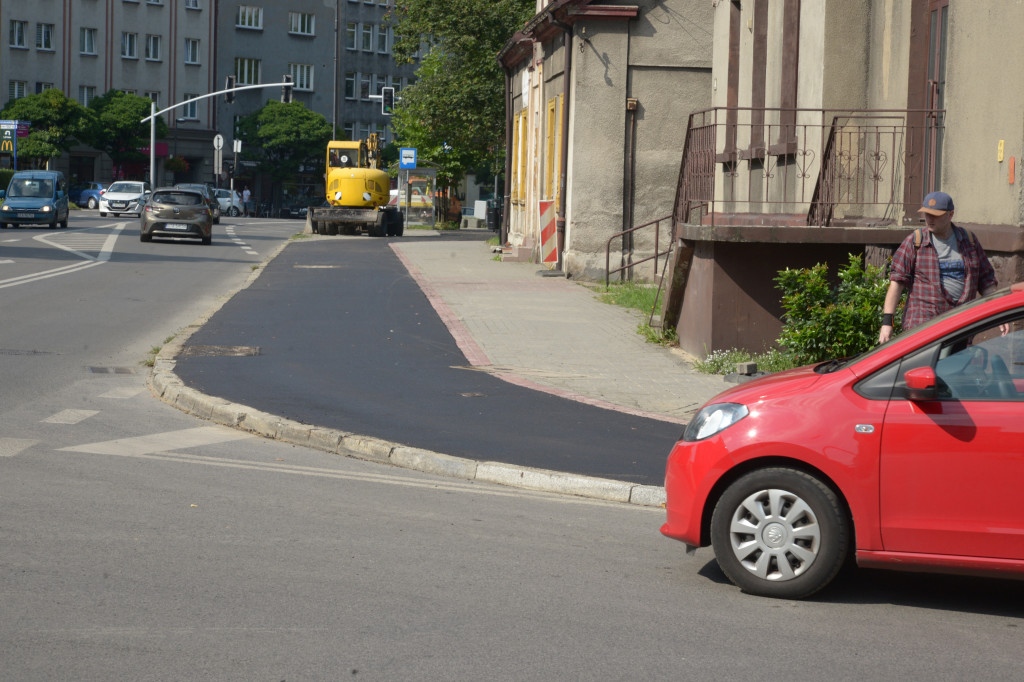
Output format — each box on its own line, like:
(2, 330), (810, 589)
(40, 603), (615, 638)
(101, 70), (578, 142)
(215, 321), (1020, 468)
(86, 91), (168, 180)
(235, 100), (332, 208)
(0, 89), (93, 169)
(387, 0), (533, 191)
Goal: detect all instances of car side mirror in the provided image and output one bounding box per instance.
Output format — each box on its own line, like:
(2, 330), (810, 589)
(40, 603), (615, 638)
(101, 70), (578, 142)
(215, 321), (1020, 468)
(0, 190), (5, 200)
(904, 366), (938, 401)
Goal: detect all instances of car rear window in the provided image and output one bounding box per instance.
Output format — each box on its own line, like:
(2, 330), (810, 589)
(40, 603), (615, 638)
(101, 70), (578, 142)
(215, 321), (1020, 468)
(153, 191), (202, 206)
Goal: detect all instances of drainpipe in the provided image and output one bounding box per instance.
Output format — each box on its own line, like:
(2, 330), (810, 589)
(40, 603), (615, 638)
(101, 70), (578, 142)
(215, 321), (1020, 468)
(554, 21), (573, 275)
(501, 67), (513, 245)
(623, 97), (638, 280)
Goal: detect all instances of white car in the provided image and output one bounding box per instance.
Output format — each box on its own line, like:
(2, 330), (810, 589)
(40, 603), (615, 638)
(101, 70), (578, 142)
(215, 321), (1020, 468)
(99, 181), (151, 217)
(214, 188), (243, 217)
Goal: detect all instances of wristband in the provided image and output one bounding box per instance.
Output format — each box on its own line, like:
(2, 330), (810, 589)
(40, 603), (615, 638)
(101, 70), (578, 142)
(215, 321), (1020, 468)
(881, 313), (894, 326)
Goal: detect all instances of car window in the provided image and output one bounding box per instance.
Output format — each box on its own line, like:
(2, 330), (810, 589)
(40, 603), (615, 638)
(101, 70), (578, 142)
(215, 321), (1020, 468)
(108, 182), (143, 193)
(153, 191), (201, 206)
(933, 315), (1024, 401)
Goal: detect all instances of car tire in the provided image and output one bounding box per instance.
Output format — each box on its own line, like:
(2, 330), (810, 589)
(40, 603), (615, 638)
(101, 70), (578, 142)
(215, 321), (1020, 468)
(88, 197), (98, 209)
(99, 211), (107, 217)
(229, 207), (240, 217)
(202, 234), (212, 245)
(112, 213), (120, 217)
(140, 232), (152, 242)
(60, 217), (68, 229)
(710, 467), (850, 599)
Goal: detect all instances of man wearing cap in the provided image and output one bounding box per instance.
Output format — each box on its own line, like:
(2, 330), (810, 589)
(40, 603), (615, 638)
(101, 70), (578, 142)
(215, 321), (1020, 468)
(878, 191), (998, 343)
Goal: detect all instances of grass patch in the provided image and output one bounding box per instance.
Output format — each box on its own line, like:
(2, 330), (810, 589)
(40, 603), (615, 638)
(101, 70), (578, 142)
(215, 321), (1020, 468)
(594, 281), (676, 345)
(693, 347), (799, 375)
(487, 236), (500, 246)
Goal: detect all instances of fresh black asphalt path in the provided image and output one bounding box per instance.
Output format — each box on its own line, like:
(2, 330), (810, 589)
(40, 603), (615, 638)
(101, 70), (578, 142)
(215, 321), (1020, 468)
(173, 235), (683, 486)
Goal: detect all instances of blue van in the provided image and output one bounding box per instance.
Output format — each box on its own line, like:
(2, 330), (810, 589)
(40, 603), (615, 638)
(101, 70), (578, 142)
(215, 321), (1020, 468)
(0, 170), (70, 229)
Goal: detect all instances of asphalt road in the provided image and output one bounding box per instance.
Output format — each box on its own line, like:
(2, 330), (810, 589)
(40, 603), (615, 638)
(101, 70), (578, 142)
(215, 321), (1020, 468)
(172, 236), (685, 485)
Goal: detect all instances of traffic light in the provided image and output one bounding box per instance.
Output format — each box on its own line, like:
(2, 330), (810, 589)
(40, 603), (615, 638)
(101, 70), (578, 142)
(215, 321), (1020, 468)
(281, 75), (293, 103)
(382, 87), (395, 115)
(224, 75), (236, 104)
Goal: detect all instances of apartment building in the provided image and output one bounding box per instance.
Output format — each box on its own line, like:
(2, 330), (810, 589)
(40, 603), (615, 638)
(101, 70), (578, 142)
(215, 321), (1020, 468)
(1, 0), (416, 192)
(215, 0), (417, 200)
(2, 0), (215, 183)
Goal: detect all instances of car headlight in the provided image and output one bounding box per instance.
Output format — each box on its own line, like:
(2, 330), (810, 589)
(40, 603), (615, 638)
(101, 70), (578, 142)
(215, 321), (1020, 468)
(683, 403), (749, 442)
(41, 205), (52, 212)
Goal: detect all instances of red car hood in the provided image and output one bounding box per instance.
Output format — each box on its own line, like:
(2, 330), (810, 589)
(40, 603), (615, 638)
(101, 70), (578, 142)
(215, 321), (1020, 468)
(703, 364), (826, 406)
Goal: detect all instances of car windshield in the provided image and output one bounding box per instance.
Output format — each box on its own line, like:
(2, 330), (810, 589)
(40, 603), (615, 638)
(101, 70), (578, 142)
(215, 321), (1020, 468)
(153, 191), (202, 206)
(108, 182), (144, 193)
(8, 178), (53, 198)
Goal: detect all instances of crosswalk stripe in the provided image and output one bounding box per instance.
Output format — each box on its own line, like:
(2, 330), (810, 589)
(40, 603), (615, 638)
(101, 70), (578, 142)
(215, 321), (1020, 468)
(59, 426), (254, 456)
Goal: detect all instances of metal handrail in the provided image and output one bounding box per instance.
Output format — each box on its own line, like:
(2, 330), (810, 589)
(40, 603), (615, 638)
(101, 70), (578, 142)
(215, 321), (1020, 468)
(604, 213), (672, 287)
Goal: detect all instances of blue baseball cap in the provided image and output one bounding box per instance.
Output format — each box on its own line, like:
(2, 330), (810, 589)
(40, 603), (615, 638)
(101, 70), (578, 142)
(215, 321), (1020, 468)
(919, 191), (954, 216)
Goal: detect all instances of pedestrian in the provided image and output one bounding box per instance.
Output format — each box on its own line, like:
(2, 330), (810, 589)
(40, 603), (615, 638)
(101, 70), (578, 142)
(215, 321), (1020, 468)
(879, 191), (998, 343)
(242, 186), (251, 217)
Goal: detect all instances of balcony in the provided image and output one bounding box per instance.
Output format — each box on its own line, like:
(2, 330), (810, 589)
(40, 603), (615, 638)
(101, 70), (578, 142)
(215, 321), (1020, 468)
(674, 107), (942, 229)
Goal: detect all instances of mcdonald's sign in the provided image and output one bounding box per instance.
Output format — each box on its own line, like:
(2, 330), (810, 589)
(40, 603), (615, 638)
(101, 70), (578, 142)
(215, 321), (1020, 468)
(0, 129), (14, 153)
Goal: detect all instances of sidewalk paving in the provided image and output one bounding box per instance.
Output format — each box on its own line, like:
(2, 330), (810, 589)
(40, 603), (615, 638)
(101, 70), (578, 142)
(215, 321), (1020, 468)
(149, 229), (730, 506)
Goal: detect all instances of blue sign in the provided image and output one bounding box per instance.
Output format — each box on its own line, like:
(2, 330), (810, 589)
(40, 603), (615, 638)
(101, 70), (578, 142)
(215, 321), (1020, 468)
(399, 147), (417, 169)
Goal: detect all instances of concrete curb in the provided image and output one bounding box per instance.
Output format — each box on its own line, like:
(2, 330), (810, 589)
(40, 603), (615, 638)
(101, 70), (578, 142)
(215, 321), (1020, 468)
(145, 237), (668, 509)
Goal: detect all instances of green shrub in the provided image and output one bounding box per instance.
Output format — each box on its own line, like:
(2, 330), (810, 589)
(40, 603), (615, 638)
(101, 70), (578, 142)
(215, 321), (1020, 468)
(0, 168), (14, 192)
(693, 347), (798, 375)
(774, 253), (890, 364)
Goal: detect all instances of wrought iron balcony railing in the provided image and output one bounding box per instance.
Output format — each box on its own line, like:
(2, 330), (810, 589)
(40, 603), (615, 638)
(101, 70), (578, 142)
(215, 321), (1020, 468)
(674, 107), (943, 228)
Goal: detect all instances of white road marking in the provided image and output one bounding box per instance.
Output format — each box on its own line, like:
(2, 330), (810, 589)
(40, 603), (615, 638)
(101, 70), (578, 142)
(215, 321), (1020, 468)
(56, 432), (653, 510)
(0, 438), (38, 457)
(0, 223), (127, 288)
(60, 425), (254, 456)
(42, 409), (100, 424)
(98, 387), (148, 399)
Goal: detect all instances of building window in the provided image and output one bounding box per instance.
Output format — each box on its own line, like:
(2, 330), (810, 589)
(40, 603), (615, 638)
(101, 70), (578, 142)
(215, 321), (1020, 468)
(235, 57), (261, 85)
(183, 94), (198, 119)
(79, 85), (96, 107)
(184, 38), (200, 64)
(9, 81), (27, 101)
(361, 24), (373, 52)
(121, 32), (138, 59)
(289, 12), (315, 36)
(35, 82), (54, 94)
(10, 20), (27, 48)
(78, 27), (97, 55)
(377, 26), (389, 53)
(185, 0), (200, 8)
(145, 35), (161, 61)
(344, 72), (355, 99)
(359, 73), (371, 100)
(36, 23), (54, 51)
(289, 63), (313, 91)
(345, 23), (357, 50)
(236, 6), (263, 30)
(145, 91), (160, 106)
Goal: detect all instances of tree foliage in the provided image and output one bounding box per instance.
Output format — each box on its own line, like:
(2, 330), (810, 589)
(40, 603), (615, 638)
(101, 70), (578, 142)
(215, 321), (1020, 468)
(775, 254), (890, 364)
(387, 0), (533, 186)
(235, 100), (332, 203)
(0, 89), (94, 168)
(86, 91), (169, 178)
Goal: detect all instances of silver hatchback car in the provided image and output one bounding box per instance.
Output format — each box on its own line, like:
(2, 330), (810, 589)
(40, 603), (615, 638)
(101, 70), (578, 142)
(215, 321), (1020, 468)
(140, 187), (213, 245)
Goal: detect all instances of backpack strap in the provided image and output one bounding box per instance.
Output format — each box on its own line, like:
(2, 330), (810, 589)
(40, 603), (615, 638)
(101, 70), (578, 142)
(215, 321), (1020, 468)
(913, 226), (976, 248)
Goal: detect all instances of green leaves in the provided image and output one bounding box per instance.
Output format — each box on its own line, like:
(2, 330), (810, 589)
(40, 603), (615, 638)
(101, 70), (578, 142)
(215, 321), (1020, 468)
(388, 0), (533, 185)
(775, 254), (890, 364)
(85, 91), (168, 173)
(0, 89), (93, 166)
(235, 101), (332, 182)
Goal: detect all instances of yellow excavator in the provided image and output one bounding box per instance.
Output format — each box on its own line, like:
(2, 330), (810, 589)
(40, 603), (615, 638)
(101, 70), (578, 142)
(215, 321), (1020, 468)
(309, 133), (403, 236)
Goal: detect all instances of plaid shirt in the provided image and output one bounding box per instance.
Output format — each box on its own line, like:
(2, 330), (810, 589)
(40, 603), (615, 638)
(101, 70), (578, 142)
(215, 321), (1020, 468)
(889, 224), (997, 330)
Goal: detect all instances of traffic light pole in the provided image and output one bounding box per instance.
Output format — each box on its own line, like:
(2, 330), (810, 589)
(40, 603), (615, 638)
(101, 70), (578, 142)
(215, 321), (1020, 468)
(140, 80), (292, 187)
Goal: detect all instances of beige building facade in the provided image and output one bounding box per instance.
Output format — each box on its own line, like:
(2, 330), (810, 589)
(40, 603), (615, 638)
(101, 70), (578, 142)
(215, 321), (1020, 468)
(499, 0), (713, 280)
(665, 0), (1024, 356)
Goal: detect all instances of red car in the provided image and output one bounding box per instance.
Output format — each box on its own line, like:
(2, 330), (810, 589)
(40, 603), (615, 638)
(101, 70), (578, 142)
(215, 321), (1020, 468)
(662, 283), (1024, 599)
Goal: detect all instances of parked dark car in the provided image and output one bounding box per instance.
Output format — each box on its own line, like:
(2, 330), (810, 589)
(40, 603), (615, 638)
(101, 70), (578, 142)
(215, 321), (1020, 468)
(174, 183), (221, 223)
(69, 181), (106, 209)
(140, 187), (213, 245)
